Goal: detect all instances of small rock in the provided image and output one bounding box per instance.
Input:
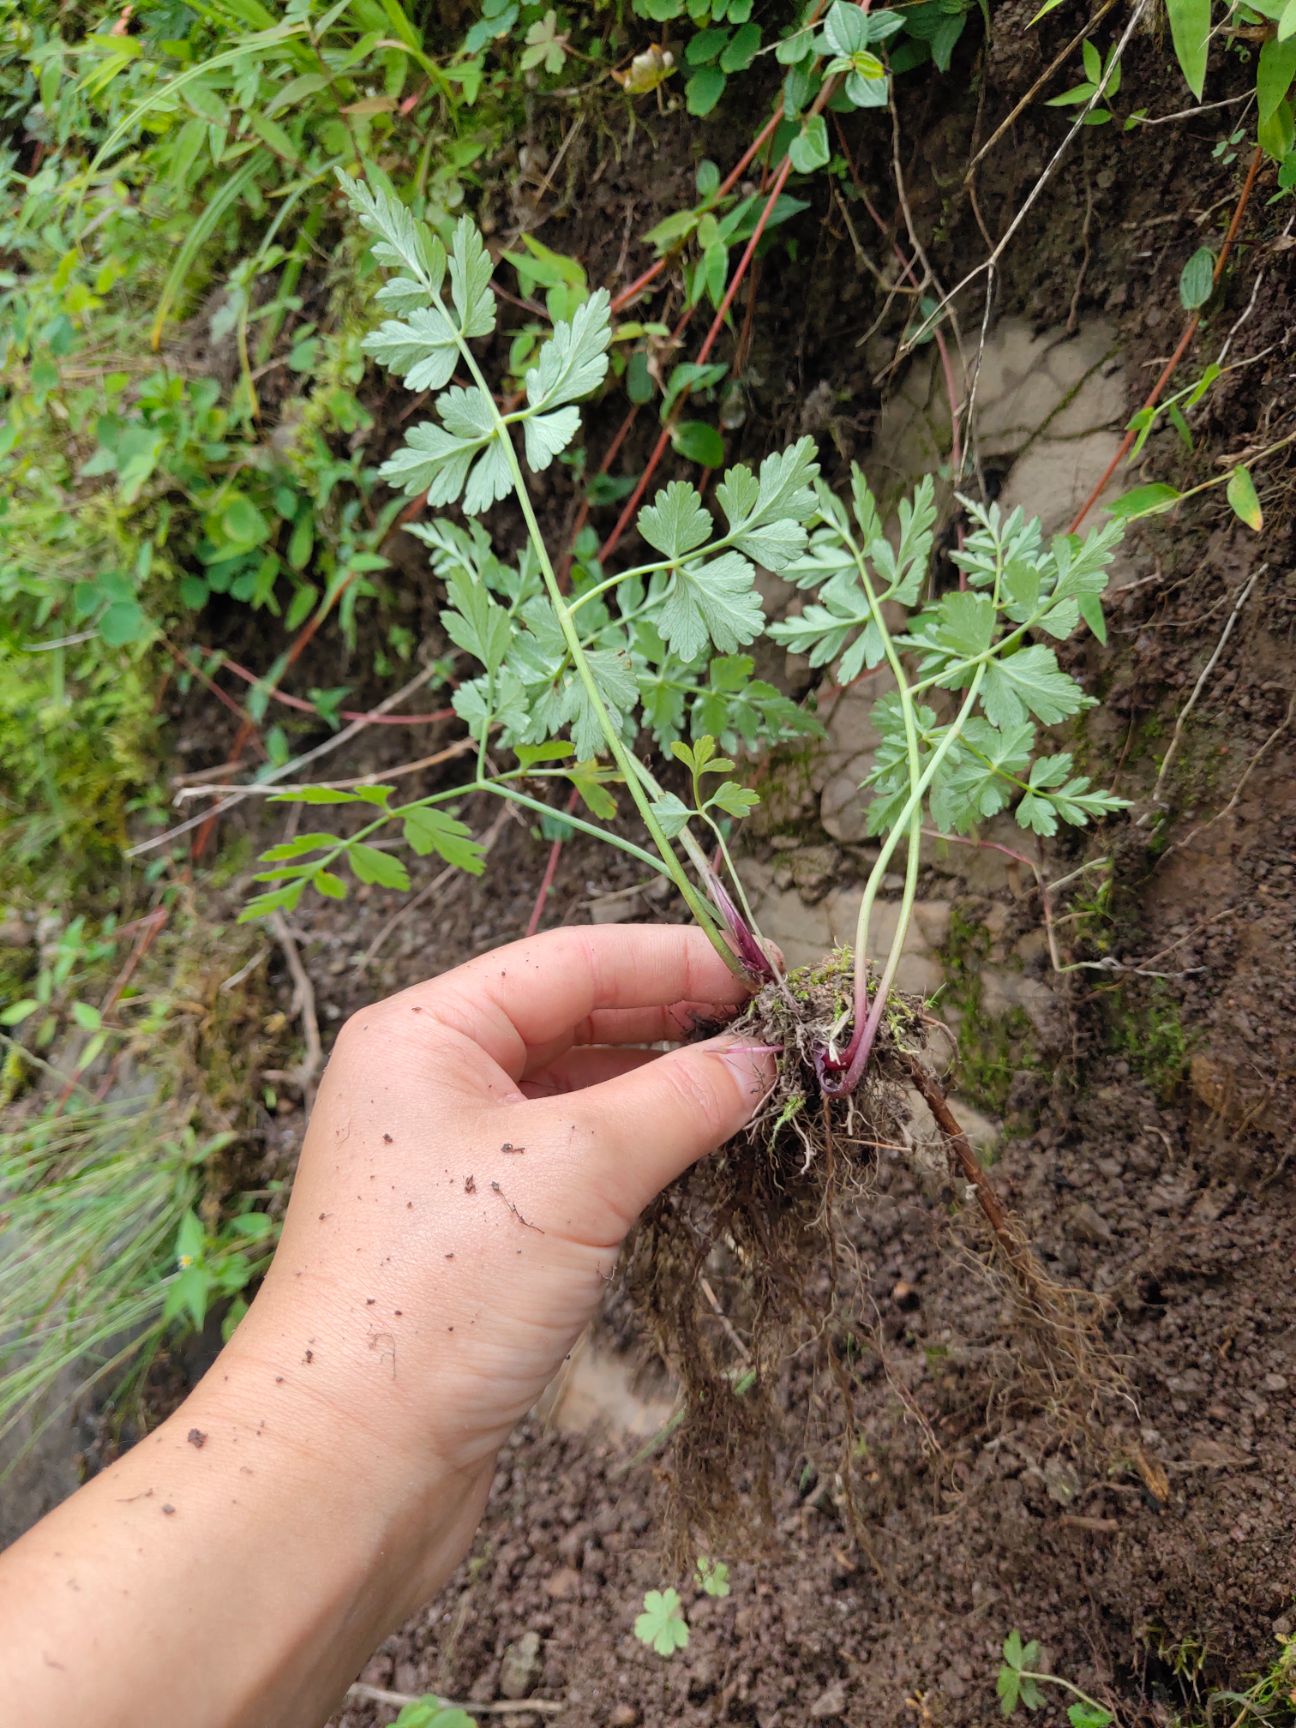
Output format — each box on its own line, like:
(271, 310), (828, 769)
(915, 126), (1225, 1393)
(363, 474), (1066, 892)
(1069, 1201), (1113, 1245)
(609, 1705), (640, 1727)
(499, 1630), (544, 1701)
(788, 844), (842, 904)
(543, 1565), (582, 1602)
(1043, 1455), (1081, 1506)
(589, 891), (643, 925)
(810, 1678), (850, 1719)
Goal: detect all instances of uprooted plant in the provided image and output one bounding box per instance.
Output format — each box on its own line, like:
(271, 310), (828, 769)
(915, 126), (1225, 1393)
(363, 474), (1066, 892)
(248, 171), (1131, 1540)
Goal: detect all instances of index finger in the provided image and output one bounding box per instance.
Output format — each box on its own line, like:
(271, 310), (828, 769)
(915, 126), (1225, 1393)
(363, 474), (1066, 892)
(395, 924), (750, 1079)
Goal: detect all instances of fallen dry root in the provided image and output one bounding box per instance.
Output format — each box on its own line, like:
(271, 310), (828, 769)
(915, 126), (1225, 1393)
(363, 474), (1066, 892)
(624, 951), (1120, 1555)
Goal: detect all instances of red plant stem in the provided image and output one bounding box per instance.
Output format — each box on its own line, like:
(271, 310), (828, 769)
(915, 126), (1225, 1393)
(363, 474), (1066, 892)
(611, 258), (669, 316)
(216, 654), (455, 726)
(698, 157), (795, 368)
(598, 153), (795, 563)
(608, 108), (784, 315)
(162, 640), (269, 759)
(1069, 143), (1264, 534)
(524, 786), (581, 937)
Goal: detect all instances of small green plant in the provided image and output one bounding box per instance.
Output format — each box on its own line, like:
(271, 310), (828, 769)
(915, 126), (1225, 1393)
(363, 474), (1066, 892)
(1165, 0), (1296, 166)
(996, 1630), (1114, 1726)
(167, 1205), (277, 1340)
(0, 1090), (273, 1464)
(0, 915), (122, 1069)
(695, 1555), (732, 1596)
(1044, 35), (1135, 128)
(250, 175), (1128, 1110)
(1205, 1623), (1296, 1726)
(635, 1586), (691, 1656)
(391, 1699), (477, 1728)
(1043, 0), (1296, 173)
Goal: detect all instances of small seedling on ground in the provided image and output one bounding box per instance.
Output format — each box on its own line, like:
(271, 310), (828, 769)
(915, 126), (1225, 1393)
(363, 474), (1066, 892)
(634, 1587), (690, 1656)
(391, 1700), (477, 1728)
(997, 1629), (1114, 1726)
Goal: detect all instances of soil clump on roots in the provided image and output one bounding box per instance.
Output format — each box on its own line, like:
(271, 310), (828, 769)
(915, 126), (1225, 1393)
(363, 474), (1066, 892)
(626, 954), (1117, 1556)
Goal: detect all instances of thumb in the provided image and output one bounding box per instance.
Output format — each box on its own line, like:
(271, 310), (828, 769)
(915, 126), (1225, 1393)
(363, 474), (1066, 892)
(548, 1035), (775, 1225)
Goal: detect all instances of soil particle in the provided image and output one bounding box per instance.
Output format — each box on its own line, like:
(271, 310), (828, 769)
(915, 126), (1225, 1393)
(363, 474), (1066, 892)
(498, 1630), (544, 1701)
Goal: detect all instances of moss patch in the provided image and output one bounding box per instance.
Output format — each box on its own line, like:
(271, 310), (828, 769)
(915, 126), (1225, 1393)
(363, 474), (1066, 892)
(1106, 978), (1192, 1103)
(941, 904), (1041, 1123)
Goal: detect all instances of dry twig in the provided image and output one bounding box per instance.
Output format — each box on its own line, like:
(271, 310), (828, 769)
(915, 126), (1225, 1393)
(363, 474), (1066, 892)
(268, 911), (322, 1103)
(1149, 566), (1264, 807)
(346, 1681), (563, 1714)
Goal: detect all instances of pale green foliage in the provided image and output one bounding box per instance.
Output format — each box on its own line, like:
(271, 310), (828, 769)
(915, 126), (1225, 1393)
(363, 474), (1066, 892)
(635, 1587), (690, 1656)
(695, 1556), (732, 1597)
(0, 1094), (271, 1459)
(244, 176), (821, 920)
(774, 476), (1127, 842)
(248, 178), (1125, 928)
(997, 1630), (1046, 1714)
(344, 169), (610, 513)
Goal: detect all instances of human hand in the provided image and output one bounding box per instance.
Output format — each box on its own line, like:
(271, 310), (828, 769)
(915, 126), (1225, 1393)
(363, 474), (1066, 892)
(0, 925), (771, 1728)
(228, 923), (770, 1559)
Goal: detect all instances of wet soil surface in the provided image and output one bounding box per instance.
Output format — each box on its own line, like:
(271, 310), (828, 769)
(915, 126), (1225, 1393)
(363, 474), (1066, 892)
(160, 18), (1296, 1726)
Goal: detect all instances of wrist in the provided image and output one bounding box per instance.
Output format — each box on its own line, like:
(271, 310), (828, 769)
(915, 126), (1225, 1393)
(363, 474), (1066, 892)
(216, 1274), (493, 1616)
(0, 1320), (490, 1728)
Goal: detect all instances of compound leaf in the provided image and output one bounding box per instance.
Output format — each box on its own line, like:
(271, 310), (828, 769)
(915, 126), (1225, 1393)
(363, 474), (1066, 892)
(347, 843), (410, 891)
(338, 170), (446, 291)
(448, 215), (496, 339)
(363, 305), (458, 392)
(715, 436), (820, 569)
(523, 405), (580, 471)
(524, 288), (612, 411)
(400, 806), (486, 873)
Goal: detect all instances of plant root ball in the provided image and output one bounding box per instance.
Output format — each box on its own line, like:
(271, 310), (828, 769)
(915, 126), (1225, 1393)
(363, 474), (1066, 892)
(623, 949), (1116, 1559)
(623, 950), (922, 1557)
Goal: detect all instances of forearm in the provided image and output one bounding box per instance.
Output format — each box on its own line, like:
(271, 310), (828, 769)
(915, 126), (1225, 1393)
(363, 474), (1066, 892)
(0, 927), (764, 1728)
(0, 1303), (489, 1728)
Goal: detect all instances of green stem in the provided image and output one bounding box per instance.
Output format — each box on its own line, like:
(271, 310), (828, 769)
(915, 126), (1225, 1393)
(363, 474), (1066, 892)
(1018, 1672), (1113, 1722)
(379, 225), (740, 968)
(623, 752), (725, 902)
(829, 521), (1010, 1090)
(476, 782), (671, 876)
(275, 774), (673, 892)
(477, 398), (734, 962)
(564, 529), (745, 616)
(837, 535), (924, 1074)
